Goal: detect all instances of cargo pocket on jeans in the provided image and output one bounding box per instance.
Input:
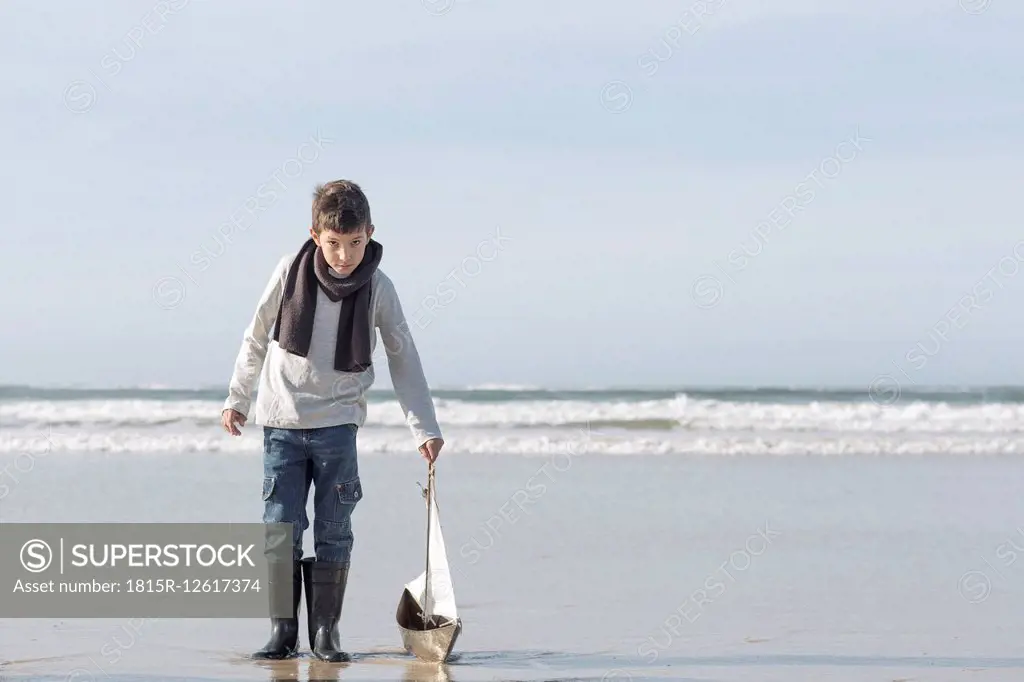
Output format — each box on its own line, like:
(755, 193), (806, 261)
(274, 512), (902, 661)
(262, 476), (276, 501)
(336, 477), (363, 505)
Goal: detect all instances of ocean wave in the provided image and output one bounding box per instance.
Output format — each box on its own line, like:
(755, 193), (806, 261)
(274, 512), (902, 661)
(2, 427), (1023, 456)
(5, 395), (1024, 435)
(8, 384), (1024, 403)
(0, 397), (691, 428)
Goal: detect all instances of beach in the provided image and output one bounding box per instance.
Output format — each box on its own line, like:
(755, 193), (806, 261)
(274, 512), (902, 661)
(5, 0), (1021, 678)
(2, 388), (1024, 680)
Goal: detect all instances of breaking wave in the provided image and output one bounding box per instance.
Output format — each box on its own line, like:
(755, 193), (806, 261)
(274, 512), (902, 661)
(2, 386), (1023, 456)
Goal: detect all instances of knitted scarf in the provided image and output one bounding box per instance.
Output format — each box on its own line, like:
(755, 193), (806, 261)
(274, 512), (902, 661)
(272, 237), (383, 373)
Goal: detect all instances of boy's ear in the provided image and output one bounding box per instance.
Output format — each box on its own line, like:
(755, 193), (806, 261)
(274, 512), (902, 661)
(309, 226), (318, 243)
(366, 224), (375, 239)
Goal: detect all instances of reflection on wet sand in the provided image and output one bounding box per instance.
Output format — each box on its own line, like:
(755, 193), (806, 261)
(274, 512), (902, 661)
(250, 655), (301, 681)
(249, 654), (452, 682)
(401, 659), (452, 682)
(306, 658), (345, 682)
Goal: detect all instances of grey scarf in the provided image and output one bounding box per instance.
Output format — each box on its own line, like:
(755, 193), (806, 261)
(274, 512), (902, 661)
(272, 237), (383, 372)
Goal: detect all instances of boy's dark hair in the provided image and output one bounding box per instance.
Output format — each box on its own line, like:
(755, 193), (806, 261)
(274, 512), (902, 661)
(312, 180), (372, 234)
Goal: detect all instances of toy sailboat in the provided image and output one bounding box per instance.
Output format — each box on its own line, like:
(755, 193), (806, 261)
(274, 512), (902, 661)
(395, 462), (462, 663)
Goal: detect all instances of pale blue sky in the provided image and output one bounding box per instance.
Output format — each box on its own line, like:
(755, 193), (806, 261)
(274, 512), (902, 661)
(2, 0), (1022, 389)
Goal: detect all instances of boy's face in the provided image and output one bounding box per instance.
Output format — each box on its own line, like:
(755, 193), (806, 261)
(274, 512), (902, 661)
(311, 224), (374, 275)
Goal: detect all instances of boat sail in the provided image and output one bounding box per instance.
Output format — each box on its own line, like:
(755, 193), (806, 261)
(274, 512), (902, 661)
(395, 463), (462, 663)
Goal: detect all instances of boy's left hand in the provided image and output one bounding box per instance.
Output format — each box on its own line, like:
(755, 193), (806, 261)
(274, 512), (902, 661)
(419, 438), (444, 463)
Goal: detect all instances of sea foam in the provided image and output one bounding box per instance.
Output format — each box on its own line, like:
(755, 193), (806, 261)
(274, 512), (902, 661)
(2, 392), (1023, 456)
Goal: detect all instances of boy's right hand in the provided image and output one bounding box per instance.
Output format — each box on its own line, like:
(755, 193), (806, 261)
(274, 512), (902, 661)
(221, 409), (247, 436)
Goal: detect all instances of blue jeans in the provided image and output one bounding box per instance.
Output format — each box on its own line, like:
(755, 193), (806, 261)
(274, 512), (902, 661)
(262, 423), (363, 565)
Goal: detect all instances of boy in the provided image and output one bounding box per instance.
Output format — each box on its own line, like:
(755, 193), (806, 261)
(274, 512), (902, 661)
(220, 180), (444, 662)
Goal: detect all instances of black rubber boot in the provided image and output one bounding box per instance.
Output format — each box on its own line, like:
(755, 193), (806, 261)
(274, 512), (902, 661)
(301, 559), (351, 662)
(252, 559), (303, 659)
(301, 557), (315, 650)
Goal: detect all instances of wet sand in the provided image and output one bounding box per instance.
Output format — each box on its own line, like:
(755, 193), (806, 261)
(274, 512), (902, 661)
(3, 451), (1024, 680)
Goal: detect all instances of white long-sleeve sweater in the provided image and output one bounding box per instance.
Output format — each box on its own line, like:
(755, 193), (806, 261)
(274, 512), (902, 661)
(223, 253), (442, 446)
